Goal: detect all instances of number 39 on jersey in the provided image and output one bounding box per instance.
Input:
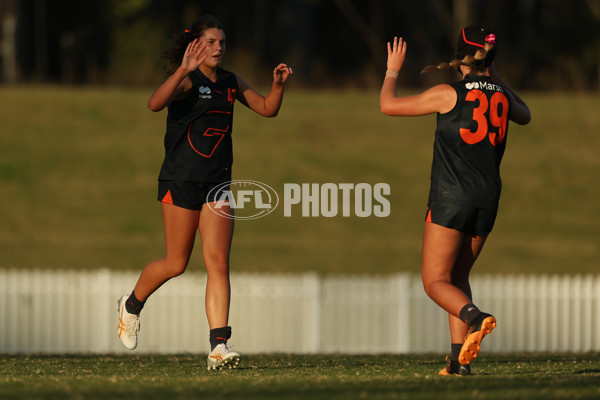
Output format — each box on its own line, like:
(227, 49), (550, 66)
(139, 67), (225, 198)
(460, 89), (509, 147)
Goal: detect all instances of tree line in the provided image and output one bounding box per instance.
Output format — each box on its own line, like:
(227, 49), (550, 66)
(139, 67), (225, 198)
(3, 0), (599, 90)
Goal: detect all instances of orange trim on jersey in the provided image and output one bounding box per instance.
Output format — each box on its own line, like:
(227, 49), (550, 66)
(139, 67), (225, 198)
(462, 29), (485, 48)
(426, 208), (432, 223)
(161, 190), (174, 205)
(206, 110), (231, 114)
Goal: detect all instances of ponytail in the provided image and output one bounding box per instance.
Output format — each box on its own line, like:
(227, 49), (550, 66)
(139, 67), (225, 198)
(420, 42), (494, 74)
(421, 27), (496, 74)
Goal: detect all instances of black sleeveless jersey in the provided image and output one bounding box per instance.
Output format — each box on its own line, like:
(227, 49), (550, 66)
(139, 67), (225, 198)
(158, 67), (238, 182)
(428, 75), (512, 210)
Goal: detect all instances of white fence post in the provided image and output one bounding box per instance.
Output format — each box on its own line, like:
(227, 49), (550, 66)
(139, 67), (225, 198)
(594, 276), (600, 350)
(392, 273), (411, 353)
(301, 272), (321, 353)
(0, 269), (6, 352)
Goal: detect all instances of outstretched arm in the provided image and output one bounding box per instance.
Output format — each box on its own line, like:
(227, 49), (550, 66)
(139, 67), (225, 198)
(147, 39), (208, 112)
(380, 37), (456, 116)
(489, 64), (531, 125)
(236, 63), (293, 117)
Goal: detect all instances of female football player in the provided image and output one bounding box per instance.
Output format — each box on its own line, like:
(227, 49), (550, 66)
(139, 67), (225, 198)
(380, 27), (530, 375)
(116, 15), (292, 370)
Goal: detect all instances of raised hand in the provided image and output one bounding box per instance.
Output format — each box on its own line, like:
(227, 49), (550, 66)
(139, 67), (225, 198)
(273, 63), (293, 84)
(387, 37), (407, 73)
(181, 39), (208, 73)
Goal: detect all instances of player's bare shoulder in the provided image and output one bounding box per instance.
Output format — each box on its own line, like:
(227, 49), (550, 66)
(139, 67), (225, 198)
(424, 84), (457, 115)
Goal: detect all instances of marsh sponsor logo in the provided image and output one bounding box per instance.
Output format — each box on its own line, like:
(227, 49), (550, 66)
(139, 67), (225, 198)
(465, 81), (504, 92)
(198, 86), (212, 99)
(207, 180), (279, 220)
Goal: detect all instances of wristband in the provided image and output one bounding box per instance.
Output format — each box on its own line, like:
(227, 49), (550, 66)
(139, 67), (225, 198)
(385, 70), (399, 79)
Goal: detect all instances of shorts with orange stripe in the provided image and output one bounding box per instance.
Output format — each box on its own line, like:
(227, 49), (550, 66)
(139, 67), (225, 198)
(425, 200), (497, 237)
(158, 180), (229, 210)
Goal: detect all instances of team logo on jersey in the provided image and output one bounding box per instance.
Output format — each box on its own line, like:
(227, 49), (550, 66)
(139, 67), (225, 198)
(198, 86), (212, 99)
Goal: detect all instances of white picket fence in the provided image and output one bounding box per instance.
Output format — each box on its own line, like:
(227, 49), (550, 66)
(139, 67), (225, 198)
(1, 269), (599, 354)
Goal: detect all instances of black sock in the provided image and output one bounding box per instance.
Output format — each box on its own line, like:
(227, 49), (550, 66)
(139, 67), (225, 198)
(459, 303), (482, 327)
(451, 343), (463, 362)
(125, 291), (145, 315)
(210, 326), (232, 351)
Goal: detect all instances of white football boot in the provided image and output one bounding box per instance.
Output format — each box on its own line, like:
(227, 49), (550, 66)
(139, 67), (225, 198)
(117, 294), (140, 350)
(207, 343), (241, 370)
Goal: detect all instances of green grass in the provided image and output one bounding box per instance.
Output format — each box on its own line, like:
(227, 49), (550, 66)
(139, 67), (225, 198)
(1, 353), (599, 399)
(0, 86), (599, 274)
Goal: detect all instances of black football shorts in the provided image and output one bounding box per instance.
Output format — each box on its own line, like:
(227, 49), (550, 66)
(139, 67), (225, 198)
(425, 200), (497, 237)
(158, 180), (229, 210)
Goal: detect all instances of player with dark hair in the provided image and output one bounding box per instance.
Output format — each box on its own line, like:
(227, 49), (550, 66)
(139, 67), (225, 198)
(380, 26), (530, 375)
(116, 15), (292, 370)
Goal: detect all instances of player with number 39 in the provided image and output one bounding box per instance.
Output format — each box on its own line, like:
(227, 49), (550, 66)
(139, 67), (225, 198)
(380, 27), (530, 375)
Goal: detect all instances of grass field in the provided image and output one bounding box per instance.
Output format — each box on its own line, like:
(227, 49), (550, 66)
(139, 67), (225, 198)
(1, 353), (599, 399)
(0, 86), (599, 274)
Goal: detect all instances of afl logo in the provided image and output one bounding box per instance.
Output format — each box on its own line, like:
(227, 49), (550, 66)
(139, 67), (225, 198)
(465, 82), (480, 90)
(207, 180), (279, 220)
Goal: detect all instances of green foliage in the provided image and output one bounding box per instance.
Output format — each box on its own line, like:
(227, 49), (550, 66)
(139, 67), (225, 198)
(1, 353), (599, 399)
(0, 87), (598, 274)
